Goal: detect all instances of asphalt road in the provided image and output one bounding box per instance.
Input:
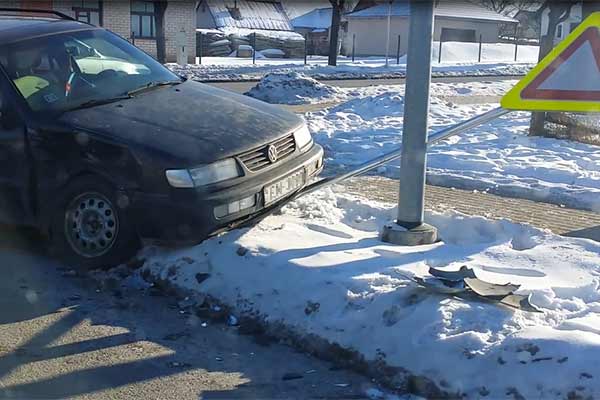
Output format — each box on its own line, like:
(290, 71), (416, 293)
(0, 227), (375, 399)
(207, 75), (523, 96)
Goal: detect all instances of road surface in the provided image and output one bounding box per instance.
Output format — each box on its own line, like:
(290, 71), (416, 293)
(207, 75), (522, 96)
(0, 228), (375, 399)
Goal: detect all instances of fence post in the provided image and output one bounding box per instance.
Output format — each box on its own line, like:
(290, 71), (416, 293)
(199, 32), (203, 65)
(252, 32), (257, 64)
(352, 33), (356, 62)
(514, 23), (520, 62)
(438, 38), (443, 63)
(304, 35), (308, 65)
(396, 34), (401, 64)
(478, 34), (482, 63)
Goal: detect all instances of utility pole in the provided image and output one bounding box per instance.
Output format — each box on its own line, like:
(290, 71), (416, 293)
(382, 0), (437, 246)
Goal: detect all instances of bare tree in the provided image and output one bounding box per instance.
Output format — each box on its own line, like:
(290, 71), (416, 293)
(155, 1), (168, 64)
(476, 0), (535, 14)
(529, 0), (578, 136)
(328, 0), (346, 66)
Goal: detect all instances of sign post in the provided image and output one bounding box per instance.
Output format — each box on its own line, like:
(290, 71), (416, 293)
(382, 0), (437, 246)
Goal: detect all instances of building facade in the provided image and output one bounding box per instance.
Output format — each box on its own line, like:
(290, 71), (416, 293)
(345, 1), (517, 57)
(3, 0), (196, 62)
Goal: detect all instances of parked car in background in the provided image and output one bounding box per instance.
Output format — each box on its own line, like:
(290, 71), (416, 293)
(0, 10), (323, 268)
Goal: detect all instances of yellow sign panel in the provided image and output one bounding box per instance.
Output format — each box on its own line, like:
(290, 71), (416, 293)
(502, 12), (600, 113)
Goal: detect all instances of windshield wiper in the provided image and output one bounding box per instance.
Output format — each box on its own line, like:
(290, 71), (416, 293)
(63, 95), (132, 112)
(126, 80), (183, 97)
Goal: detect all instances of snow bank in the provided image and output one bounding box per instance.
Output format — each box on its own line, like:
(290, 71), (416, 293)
(245, 72), (343, 105)
(167, 58), (534, 82)
(308, 82), (600, 211)
(132, 190), (600, 399)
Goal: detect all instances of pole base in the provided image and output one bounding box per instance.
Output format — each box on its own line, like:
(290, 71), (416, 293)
(381, 222), (438, 246)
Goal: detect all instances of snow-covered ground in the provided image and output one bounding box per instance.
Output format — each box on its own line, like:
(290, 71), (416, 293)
(299, 78), (600, 211)
(128, 190), (600, 399)
(171, 42), (538, 82)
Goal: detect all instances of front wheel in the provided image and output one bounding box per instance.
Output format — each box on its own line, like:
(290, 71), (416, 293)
(51, 178), (139, 269)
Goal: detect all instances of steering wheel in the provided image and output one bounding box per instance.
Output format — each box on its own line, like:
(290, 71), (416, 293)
(64, 56), (96, 98)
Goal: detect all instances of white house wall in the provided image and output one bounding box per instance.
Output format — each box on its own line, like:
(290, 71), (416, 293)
(346, 16), (504, 57)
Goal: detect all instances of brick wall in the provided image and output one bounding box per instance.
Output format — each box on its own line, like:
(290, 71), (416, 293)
(3, 0), (196, 63)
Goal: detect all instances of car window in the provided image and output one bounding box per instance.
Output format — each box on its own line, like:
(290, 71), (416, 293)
(0, 29), (179, 113)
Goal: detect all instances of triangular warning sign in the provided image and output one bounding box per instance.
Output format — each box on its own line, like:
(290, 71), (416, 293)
(502, 12), (600, 112)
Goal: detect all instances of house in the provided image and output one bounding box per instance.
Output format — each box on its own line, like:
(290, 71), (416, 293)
(2, 0), (197, 62)
(345, 0), (517, 57)
(541, 2), (582, 44)
(290, 7), (332, 55)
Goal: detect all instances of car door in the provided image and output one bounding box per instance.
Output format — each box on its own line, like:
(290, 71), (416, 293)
(0, 71), (31, 224)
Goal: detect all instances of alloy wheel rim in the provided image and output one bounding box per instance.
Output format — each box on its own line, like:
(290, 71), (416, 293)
(64, 192), (119, 258)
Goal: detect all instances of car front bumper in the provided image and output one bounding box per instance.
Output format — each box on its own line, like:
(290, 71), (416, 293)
(131, 144), (324, 244)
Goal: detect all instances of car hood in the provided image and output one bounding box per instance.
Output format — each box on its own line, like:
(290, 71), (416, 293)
(60, 80), (304, 166)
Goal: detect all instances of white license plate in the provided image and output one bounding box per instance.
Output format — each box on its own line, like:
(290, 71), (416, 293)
(264, 169), (305, 206)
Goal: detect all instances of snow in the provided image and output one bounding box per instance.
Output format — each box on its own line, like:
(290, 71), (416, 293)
(245, 72), (343, 105)
(432, 41), (539, 64)
(304, 78), (600, 211)
(170, 45), (536, 82)
(134, 189), (600, 399)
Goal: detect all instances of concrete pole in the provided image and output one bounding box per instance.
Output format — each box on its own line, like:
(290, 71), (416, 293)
(382, 0), (437, 246)
(385, 0), (392, 67)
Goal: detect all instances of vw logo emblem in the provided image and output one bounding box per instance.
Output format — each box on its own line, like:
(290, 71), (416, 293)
(267, 145), (279, 163)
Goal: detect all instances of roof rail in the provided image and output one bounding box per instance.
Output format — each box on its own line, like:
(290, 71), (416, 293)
(0, 8), (76, 21)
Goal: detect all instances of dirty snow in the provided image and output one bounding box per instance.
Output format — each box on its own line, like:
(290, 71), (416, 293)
(304, 79), (600, 211)
(134, 190), (600, 399)
(168, 58), (534, 82)
(245, 72), (343, 105)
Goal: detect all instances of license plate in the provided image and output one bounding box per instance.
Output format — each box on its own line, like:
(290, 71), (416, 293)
(264, 169), (306, 206)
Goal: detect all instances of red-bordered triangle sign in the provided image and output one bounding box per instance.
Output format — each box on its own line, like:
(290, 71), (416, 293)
(502, 12), (600, 112)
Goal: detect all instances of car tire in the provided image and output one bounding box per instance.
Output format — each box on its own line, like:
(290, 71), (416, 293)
(50, 177), (140, 270)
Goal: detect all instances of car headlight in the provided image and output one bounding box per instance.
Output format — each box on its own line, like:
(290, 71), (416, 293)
(166, 158), (242, 188)
(294, 125), (313, 152)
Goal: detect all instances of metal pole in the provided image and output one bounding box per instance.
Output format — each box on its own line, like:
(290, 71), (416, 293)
(385, 0), (392, 67)
(478, 34), (482, 63)
(298, 107), (510, 198)
(393, 0), (435, 240)
(438, 38), (442, 63)
(514, 23), (519, 62)
(252, 32), (257, 64)
(396, 34), (401, 64)
(352, 33), (356, 62)
(131, 31), (135, 45)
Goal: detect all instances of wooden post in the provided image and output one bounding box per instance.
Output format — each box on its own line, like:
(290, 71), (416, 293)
(352, 33), (356, 62)
(438, 38), (443, 63)
(478, 34), (482, 63)
(396, 34), (401, 64)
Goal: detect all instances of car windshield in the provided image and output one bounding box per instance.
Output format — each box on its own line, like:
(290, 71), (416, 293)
(0, 29), (181, 113)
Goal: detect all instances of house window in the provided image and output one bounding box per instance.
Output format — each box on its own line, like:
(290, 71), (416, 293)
(570, 22), (580, 34)
(556, 24), (563, 39)
(73, 1), (102, 26)
(131, 1), (156, 39)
